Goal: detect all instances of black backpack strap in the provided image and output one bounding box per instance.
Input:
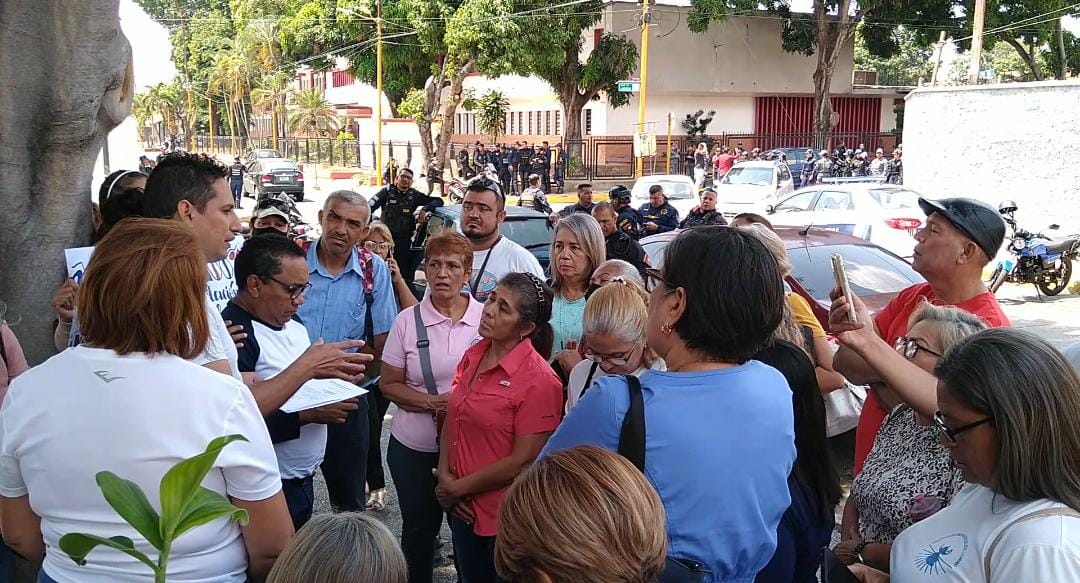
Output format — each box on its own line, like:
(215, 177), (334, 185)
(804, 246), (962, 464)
(617, 374), (646, 473)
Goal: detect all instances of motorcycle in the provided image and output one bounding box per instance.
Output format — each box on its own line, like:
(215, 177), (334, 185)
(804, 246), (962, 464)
(987, 200), (1080, 297)
(248, 193), (318, 247)
(446, 164), (500, 204)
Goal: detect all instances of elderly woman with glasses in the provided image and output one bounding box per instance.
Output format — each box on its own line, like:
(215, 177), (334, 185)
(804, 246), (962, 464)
(364, 222), (419, 311)
(566, 279), (663, 412)
(544, 226), (796, 581)
(835, 303), (986, 572)
(851, 328), (1080, 583)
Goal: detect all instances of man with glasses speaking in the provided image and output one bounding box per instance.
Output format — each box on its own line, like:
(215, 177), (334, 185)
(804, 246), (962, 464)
(460, 179), (544, 301)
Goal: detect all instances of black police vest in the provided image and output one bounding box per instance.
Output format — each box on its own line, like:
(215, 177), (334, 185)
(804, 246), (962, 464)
(229, 164), (243, 180)
(382, 188), (417, 235)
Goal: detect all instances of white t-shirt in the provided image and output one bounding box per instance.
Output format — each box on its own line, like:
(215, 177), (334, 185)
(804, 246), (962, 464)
(249, 317), (326, 480)
(566, 357), (666, 412)
(193, 297), (242, 380)
(0, 346), (281, 583)
(467, 238), (545, 302)
(891, 483), (1080, 581)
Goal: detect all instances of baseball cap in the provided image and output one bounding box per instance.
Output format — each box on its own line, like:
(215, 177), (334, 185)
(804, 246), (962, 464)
(255, 204), (290, 222)
(918, 197), (1005, 259)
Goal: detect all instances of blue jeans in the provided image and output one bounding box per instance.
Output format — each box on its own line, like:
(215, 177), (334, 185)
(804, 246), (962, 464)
(230, 180), (242, 203)
(449, 515), (500, 583)
(320, 395), (370, 512)
(281, 474), (315, 531)
(38, 569), (59, 583)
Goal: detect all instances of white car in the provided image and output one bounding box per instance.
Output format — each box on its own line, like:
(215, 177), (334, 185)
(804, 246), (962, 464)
(766, 184), (924, 259)
(630, 174), (700, 218)
(713, 161), (795, 218)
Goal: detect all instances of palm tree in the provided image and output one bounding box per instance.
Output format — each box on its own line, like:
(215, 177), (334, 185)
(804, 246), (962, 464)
(132, 92), (154, 146)
(208, 41), (253, 153)
(252, 71), (292, 148)
(475, 90), (510, 142)
(287, 88), (340, 137)
(142, 83), (182, 145)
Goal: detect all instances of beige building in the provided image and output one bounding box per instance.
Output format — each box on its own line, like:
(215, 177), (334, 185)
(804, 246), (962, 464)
(454, 0), (904, 147)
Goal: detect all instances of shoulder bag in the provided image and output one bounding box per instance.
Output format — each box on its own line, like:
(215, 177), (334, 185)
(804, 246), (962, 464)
(412, 306), (446, 441)
(617, 375), (709, 583)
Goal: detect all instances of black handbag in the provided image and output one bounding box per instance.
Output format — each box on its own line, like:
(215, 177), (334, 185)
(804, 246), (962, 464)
(617, 375), (709, 583)
(820, 548), (861, 583)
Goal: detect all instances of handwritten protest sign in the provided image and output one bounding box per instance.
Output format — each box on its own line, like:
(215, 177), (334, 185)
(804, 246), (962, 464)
(63, 235), (246, 347)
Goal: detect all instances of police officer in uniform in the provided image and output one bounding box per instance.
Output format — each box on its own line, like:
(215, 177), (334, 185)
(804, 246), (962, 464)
(369, 167), (444, 288)
(228, 157), (245, 205)
(638, 184), (679, 235)
(518, 141), (533, 190)
(608, 185), (643, 239)
(591, 200), (647, 277)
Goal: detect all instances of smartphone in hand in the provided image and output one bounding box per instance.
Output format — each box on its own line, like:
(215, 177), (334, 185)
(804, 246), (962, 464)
(831, 253), (858, 325)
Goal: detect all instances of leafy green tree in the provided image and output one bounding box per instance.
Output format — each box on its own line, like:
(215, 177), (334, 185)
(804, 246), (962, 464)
(510, 0), (637, 157)
(288, 88), (341, 136)
(854, 25), (934, 86)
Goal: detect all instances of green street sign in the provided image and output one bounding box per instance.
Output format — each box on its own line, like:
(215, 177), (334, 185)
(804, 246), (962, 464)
(617, 80), (640, 93)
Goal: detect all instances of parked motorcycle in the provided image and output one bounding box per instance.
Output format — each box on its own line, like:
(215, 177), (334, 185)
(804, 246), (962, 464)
(987, 200), (1080, 296)
(446, 164), (500, 204)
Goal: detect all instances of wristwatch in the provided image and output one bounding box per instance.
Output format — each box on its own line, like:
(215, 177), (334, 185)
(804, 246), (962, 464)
(853, 541), (869, 564)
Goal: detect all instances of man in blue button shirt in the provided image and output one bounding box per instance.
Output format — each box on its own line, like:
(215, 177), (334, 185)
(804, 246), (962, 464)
(299, 189), (398, 512)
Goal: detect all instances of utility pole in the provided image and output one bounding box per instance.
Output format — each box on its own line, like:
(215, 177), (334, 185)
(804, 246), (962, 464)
(930, 32), (947, 86)
(967, 0), (987, 84)
(635, 0), (652, 178)
(375, 0), (384, 186)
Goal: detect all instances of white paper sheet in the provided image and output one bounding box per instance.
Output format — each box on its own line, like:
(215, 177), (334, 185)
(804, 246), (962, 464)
(280, 378), (369, 413)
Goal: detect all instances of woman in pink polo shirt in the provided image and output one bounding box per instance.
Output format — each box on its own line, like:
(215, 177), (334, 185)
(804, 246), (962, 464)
(380, 230), (483, 583)
(436, 272), (564, 583)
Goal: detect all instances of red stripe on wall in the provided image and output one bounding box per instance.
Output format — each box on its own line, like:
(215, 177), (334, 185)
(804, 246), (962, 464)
(754, 96), (881, 135)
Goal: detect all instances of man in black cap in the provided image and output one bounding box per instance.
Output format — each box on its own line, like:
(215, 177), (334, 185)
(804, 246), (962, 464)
(828, 197), (1010, 475)
(608, 185), (643, 239)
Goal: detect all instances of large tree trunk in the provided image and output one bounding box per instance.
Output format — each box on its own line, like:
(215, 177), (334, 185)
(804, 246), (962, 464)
(561, 96), (587, 176)
(434, 59), (476, 173)
(0, 0), (132, 364)
(811, 0), (857, 149)
(1054, 18), (1068, 80)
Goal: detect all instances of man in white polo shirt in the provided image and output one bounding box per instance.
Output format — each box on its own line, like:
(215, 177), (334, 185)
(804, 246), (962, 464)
(223, 234), (361, 529)
(459, 178), (545, 301)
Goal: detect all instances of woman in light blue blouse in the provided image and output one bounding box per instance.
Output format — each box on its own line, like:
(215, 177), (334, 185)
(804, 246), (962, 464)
(543, 226), (796, 583)
(548, 214), (606, 371)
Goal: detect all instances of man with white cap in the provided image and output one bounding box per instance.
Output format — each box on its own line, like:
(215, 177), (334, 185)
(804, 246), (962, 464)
(829, 197), (1010, 474)
(250, 200), (291, 237)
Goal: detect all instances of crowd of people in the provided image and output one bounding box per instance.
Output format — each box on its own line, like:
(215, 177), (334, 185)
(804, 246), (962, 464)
(1, 150), (1080, 583)
(452, 141), (569, 195)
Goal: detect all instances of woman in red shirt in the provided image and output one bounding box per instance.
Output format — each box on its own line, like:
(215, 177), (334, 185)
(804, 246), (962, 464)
(435, 272), (564, 583)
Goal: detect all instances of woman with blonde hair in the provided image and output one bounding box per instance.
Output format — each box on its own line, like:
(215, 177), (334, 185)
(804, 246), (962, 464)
(363, 222), (419, 310)
(495, 445), (667, 583)
(566, 279), (664, 411)
(549, 214), (606, 371)
(267, 513), (408, 583)
(739, 223), (845, 393)
(0, 218), (291, 582)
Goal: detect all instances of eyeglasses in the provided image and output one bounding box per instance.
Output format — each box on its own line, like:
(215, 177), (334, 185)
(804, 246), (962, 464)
(933, 411), (992, 445)
(644, 268), (675, 293)
(364, 240), (392, 252)
(584, 343), (641, 367)
(894, 336), (942, 360)
(268, 277), (312, 300)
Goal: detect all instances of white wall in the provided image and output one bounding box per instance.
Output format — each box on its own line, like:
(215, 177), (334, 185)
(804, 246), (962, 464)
(903, 81), (1080, 232)
(603, 94), (756, 136)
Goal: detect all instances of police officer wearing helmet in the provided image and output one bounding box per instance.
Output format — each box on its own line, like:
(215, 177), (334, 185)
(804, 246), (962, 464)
(638, 185), (679, 235)
(608, 185), (643, 239)
(369, 167), (444, 287)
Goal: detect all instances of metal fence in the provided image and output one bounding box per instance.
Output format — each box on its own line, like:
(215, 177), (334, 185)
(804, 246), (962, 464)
(180, 131), (900, 181)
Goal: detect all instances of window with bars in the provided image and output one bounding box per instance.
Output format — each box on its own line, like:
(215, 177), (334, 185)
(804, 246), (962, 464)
(517, 112), (524, 135)
(527, 112), (533, 135)
(544, 111), (551, 135)
(585, 109), (593, 135)
(555, 111), (561, 136)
